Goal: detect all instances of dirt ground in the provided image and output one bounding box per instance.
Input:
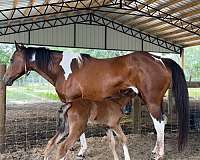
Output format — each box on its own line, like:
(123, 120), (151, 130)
(0, 103), (200, 160)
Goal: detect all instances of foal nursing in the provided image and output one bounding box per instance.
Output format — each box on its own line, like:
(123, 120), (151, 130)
(44, 89), (136, 160)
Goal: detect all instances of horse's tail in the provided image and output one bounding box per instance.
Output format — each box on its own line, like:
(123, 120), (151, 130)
(163, 58), (189, 151)
(57, 103), (71, 134)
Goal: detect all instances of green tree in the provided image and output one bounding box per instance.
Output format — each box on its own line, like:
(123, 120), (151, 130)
(185, 46), (200, 81)
(0, 43), (14, 64)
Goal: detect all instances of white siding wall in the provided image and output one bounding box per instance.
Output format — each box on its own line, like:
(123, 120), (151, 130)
(143, 41), (173, 53)
(30, 25), (74, 46)
(107, 28), (142, 51)
(76, 24), (105, 49)
(0, 24), (173, 53)
(0, 32), (28, 44)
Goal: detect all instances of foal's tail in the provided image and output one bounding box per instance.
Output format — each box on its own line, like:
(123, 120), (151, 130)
(57, 103), (71, 134)
(163, 58), (189, 151)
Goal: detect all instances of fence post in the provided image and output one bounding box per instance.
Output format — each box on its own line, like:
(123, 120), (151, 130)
(131, 96), (141, 134)
(0, 64), (6, 153)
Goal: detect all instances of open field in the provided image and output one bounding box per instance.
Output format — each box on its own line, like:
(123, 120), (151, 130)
(6, 84), (59, 104)
(6, 84), (200, 104)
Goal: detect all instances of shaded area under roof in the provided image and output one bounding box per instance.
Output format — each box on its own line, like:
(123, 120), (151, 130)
(0, 0), (199, 48)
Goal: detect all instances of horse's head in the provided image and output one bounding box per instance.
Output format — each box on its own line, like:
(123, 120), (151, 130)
(3, 41), (27, 86)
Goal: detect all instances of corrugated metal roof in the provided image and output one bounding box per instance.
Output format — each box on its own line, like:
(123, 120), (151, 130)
(0, 0), (199, 47)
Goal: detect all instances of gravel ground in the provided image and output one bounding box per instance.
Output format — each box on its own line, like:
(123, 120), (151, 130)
(0, 103), (199, 160)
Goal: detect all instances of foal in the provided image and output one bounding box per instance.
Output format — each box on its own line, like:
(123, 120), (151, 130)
(44, 89), (136, 160)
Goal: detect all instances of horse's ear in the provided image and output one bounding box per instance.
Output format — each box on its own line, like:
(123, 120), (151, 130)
(21, 43), (25, 48)
(15, 41), (21, 51)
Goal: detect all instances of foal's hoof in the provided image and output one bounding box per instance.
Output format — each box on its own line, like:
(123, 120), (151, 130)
(76, 155), (86, 160)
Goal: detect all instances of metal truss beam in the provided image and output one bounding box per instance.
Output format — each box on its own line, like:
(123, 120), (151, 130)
(124, 0), (200, 37)
(0, 0), (199, 38)
(0, 13), (92, 35)
(91, 13), (181, 54)
(0, 11), (181, 54)
(0, 0), (117, 24)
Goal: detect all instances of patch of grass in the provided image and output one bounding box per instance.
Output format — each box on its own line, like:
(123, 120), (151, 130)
(188, 88), (200, 98)
(6, 84), (59, 102)
(36, 92), (59, 101)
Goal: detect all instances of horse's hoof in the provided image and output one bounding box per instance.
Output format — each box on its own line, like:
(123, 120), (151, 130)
(76, 155), (86, 160)
(70, 147), (75, 151)
(151, 152), (156, 155)
(150, 154), (163, 160)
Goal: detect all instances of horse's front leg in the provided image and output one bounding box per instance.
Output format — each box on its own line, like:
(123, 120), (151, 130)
(150, 114), (167, 160)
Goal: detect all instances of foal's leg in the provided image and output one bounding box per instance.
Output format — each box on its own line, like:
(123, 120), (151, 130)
(150, 114), (167, 160)
(77, 133), (87, 159)
(112, 125), (130, 160)
(56, 124), (85, 160)
(106, 129), (119, 160)
(44, 131), (67, 160)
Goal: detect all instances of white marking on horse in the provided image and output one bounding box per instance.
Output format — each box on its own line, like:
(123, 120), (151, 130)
(60, 52), (81, 80)
(150, 114), (167, 159)
(123, 144), (131, 160)
(78, 133), (87, 157)
(128, 86), (138, 94)
(151, 55), (165, 67)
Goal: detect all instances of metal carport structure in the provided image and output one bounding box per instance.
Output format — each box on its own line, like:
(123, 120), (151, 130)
(0, 0), (199, 54)
(0, 0), (200, 156)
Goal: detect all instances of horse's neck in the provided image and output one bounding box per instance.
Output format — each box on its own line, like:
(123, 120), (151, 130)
(34, 69), (56, 86)
(32, 53), (63, 87)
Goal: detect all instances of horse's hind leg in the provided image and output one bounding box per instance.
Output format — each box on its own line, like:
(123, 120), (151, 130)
(106, 129), (119, 160)
(77, 133), (87, 159)
(112, 125), (130, 160)
(149, 108), (167, 160)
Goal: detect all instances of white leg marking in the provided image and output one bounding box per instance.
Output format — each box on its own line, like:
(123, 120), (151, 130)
(128, 86), (138, 94)
(78, 133), (87, 156)
(60, 52), (81, 80)
(123, 144), (131, 160)
(150, 114), (167, 159)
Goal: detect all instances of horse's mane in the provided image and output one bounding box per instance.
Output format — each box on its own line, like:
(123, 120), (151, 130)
(80, 53), (91, 64)
(24, 47), (52, 70)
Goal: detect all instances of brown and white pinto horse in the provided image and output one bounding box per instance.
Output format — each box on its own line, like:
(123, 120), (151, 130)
(44, 89), (136, 160)
(3, 42), (189, 160)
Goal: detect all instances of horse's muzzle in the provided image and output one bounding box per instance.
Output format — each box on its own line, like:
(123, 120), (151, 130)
(2, 76), (13, 86)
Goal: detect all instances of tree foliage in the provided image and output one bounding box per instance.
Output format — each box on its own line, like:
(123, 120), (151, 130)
(184, 46), (200, 81)
(0, 44), (14, 64)
(1, 43), (200, 81)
